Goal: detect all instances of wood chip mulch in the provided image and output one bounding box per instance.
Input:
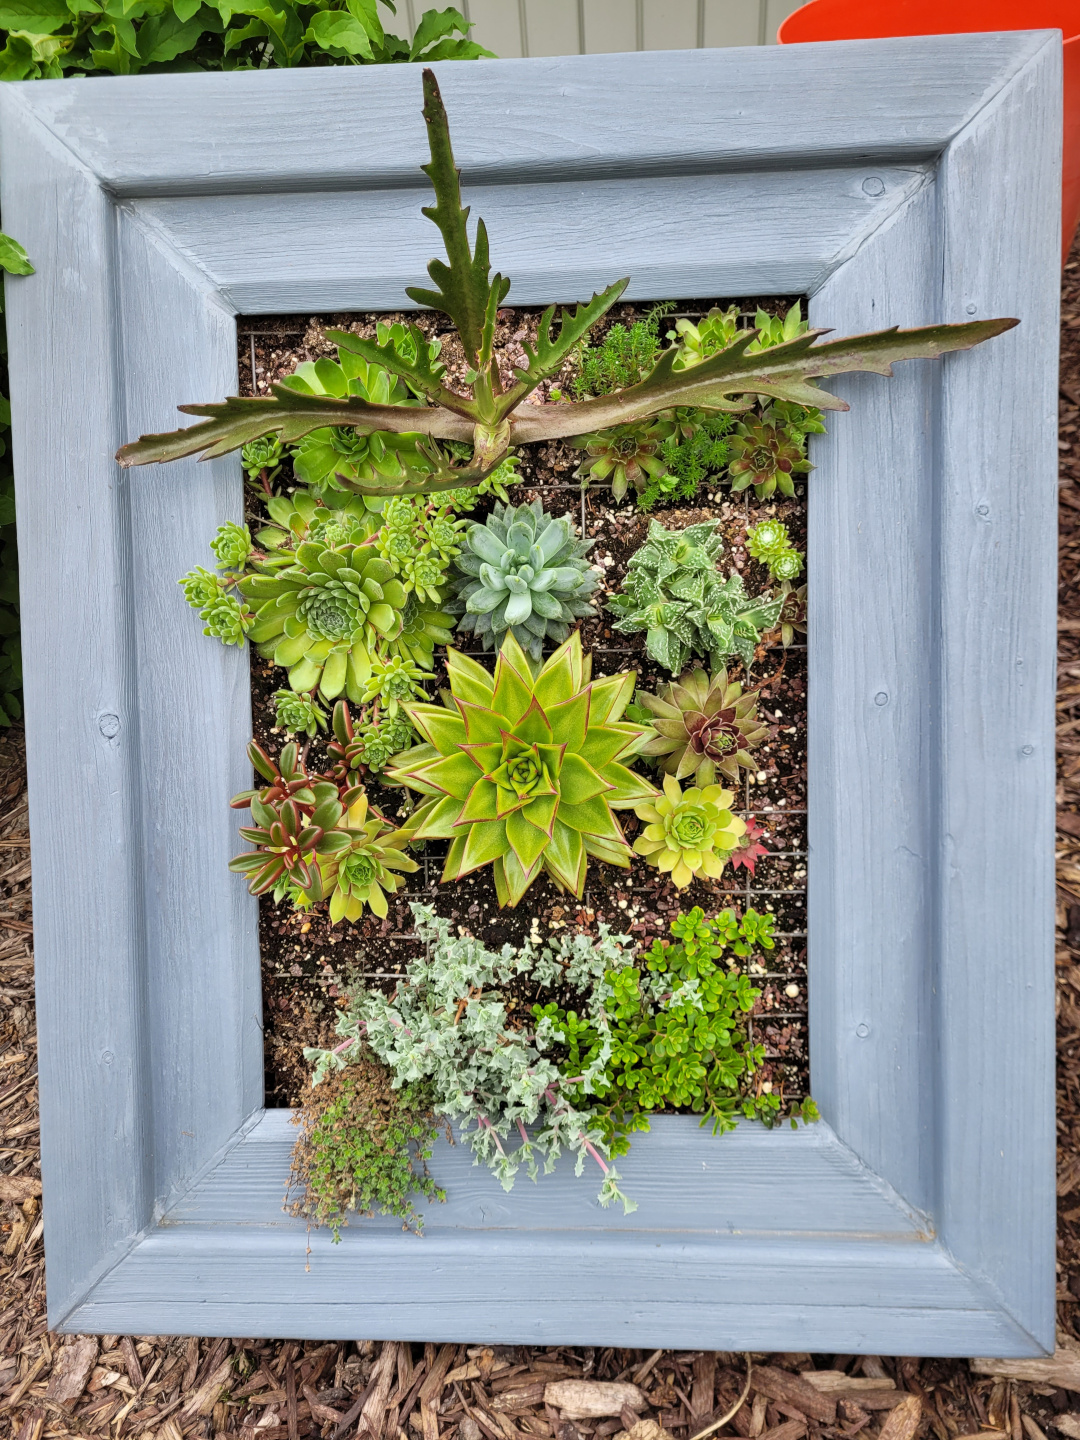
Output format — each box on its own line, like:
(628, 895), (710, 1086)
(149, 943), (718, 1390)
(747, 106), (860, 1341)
(9, 251), (1080, 1440)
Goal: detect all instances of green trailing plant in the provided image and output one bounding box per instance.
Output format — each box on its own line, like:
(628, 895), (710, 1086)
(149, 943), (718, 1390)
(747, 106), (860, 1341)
(241, 540), (407, 700)
(539, 906), (817, 1145)
(0, 2), (489, 80)
(229, 740), (417, 919)
(446, 498), (598, 660)
(632, 773), (746, 888)
(570, 419), (673, 501)
(117, 72), (1016, 501)
(608, 519), (782, 674)
(307, 904), (641, 1210)
(288, 1052), (444, 1238)
(273, 688), (327, 738)
(633, 667), (768, 787)
(384, 630), (658, 908)
(745, 517), (804, 581)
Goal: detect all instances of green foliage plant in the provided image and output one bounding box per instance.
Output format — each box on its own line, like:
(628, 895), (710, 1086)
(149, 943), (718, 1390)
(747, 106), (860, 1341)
(634, 667), (767, 787)
(307, 903), (640, 1211)
(384, 630), (659, 908)
(776, 580), (807, 648)
(643, 413), (735, 510)
(573, 305), (670, 397)
(447, 498), (598, 660)
(608, 519), (782, 674)
(539, 906), (818, 1145)
(288, 1051), (444, 1238)
(257, 488), (382, 553)
(0, 2), (489, 81)
(117, 72), (1015, 500)
(632, 773), (746, 888)
(745, 517), (805, 580)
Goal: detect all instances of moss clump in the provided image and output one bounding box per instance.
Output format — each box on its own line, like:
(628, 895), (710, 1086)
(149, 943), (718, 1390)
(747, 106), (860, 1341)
(288, 1050), (445, 1237)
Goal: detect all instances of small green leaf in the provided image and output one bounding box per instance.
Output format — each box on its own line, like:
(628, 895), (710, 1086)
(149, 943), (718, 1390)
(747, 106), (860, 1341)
(0, 234), (33, 278)
(304, 10), (374, 56)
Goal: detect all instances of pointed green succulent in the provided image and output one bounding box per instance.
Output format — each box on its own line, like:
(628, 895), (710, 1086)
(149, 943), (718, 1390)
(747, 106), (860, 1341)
(609, 519), (781, 674)
(728, 409), (812, 499)
(311, 790), (419, 924)
(634, 667), (768, 787)
(239, 540), (408, 700)
(117, 73), (1015, 497)
(386, 589), (456, 670)
(385, 631), (658, 907)
(633, 773), (746, 888)
(776, 580), (807, 648)
(447, 499), (598, 660)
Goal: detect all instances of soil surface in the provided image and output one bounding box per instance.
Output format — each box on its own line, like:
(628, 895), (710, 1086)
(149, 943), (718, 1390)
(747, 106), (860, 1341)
(237, 302), (809, 1110)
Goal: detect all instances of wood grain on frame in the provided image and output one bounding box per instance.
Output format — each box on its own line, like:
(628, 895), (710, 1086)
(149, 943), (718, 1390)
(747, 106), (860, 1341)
(0, 34), (1059, 1350)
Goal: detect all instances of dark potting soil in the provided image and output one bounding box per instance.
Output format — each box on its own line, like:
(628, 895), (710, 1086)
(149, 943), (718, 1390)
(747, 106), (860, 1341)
(236, 301), (810, 1112)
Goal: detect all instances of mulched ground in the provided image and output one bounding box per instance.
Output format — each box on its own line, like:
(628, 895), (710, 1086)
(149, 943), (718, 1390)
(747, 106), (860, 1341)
(6, 264), (1080, 1440)
(239, 303), (808, 1110)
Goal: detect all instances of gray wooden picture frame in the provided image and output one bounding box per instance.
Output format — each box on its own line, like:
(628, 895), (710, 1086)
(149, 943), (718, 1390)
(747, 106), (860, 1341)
(0, 32), (1060, 1351)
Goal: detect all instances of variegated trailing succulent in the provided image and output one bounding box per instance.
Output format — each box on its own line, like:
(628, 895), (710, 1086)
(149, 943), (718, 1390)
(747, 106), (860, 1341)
(385, 631), (658, 907)
(609, 520), (781, 675)
(117, 73), (1015, 503)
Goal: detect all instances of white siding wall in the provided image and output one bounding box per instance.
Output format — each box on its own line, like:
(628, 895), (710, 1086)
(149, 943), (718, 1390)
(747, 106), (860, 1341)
(398, 0), (805, 54)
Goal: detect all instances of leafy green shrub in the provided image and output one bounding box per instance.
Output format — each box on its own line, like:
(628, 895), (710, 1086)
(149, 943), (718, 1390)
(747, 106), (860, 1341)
(288, 1052), (444, 1238)
(385, 630), (658, 907)
(633, 666), (767, 787)
(0, 2), (489, 81)
(446, 498), (598, 659)
(540, 906), (817, 1145)
(608, 519), (781, 674)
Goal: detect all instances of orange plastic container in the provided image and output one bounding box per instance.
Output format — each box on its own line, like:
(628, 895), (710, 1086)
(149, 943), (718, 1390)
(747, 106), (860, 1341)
(778, 0), (1079, 263)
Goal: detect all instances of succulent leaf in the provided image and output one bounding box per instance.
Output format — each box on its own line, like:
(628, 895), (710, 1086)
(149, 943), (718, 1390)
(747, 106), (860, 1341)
(636, 667), (768, 787)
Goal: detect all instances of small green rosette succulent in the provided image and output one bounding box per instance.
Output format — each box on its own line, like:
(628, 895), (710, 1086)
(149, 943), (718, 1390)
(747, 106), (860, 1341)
(447, 499), (598, 660)
(239, 540), (408, 701)
(385, 631), (659, 908)
(633, 773), (746, 888)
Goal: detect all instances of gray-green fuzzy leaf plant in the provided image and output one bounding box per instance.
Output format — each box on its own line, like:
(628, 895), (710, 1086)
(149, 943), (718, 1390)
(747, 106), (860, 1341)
(116, 72), (1017, 495)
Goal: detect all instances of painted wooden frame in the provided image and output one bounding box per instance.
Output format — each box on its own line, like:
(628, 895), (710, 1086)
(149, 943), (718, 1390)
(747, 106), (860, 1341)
(0, 34), (1059, 1350)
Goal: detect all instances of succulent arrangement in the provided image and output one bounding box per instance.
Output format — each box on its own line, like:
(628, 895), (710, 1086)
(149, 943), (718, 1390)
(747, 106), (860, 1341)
(608, 519), (782, 674)
(116, 73), (1016, 1232)
(446, 499), (598, 658)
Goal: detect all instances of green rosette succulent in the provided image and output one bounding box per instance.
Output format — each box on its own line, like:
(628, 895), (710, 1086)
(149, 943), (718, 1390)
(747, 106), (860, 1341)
(179, 565), (254, 647)
(385, 631), (659, 908)
(727, 411), (812, 499)
(633, 774), (746, 889)
(282, 342), (438, 493)
(239, 541), (408, 700)
(608, 519), (781, 673)
(359, 654), (428, 718)
(570, 420), (673, 501)
(777, 580), (807, 648)
(312, 790), (419, 924)
(384, 589), (456, 669)
(210, 521), (253, 571)
(242, 435), (283, 486)
(358, 716), (416, 773)
(447, 499), (598, 660)
(746, 518), (805, 581)
(274, 689), (328, 738)
(256, 490), (383, 555)
(634, 668), (768, 787)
